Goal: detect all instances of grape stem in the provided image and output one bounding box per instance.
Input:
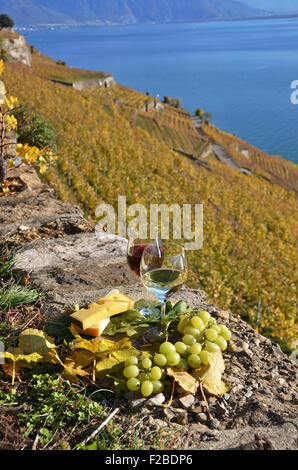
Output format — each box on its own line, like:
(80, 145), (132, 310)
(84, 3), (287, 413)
(163, 377), (175, 408)
(199, 381), (213, 421)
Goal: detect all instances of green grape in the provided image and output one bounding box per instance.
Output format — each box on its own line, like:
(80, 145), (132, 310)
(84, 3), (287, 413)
(197, 331), (205, 342)
(141, 380), (154, 397)
(166, 351), (181, 366)
(219, 325), (232, 341)
(205, 328), (218, 341)
(200, 349), (210, 365)
(123, 365), (139, 379)
(154, 353), (167, 367)
(205, 340), (221, 353)
(124, 356), (139, 367)
(152, 380), (164, 394)
(188, 354), (201, 369)
(159, 342), (176, 355)
(198, 310), (211, 323)
(207, 317), (217, 327)
(126, 377), (141, 392)
(183, 325), (200, 338)
(211, 324), (221, 334)
(151, 366), (162, 381)
(214, 335), (228, 351)
(142, 357), (152, 370)
(180, 317), (191, 330)
(175, 341), (187, 355)
(190, 343), (202, 355)
(177, 358), (189, 370)
(139, 372), (151, 382)
(182, 334), (196, 346)
(190, 315), (204, 330)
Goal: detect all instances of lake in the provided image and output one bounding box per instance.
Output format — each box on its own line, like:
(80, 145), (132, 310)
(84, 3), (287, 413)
(20, 18), (298, 163)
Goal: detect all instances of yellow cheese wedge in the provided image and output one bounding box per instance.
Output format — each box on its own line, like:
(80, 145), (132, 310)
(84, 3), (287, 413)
(71, 317), (110, 337)
(69, 292), (134, 331)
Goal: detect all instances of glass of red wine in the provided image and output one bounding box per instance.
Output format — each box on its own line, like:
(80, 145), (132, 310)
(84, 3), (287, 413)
(127, 231), (163, 316)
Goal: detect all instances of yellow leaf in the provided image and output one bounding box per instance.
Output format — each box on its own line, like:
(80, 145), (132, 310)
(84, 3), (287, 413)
(192, 351), (229, 396)
(4, 350), (44, 365)
(18, 329), (56, 357)
(166, 367), (198, 394)
(62, 360), (90, 382)
(47, 349), (90, 382)
(39, 163), (47, 174)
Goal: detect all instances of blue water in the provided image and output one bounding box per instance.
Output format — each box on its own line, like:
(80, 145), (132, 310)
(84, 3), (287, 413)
(20, 18), (298, 162)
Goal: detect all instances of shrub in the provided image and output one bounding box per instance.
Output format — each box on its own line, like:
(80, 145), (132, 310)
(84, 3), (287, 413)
(14, 106), (57, 151)
(0, 14), (14, 30)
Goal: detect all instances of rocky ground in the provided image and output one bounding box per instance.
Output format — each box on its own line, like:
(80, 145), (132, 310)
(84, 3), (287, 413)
(0, 166), (297, 450)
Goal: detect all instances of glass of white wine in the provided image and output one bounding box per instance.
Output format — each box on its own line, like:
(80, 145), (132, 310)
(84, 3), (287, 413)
(140, 242), (188, 342)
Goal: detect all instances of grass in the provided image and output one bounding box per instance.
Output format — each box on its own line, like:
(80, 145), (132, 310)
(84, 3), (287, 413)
(51, 74), (108, 84)
(0, 282), (40, 313)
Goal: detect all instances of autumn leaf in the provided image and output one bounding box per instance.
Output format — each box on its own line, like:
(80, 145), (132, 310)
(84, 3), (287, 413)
(18, 329), (56, 357)
(47, 348), (90, 382)
(192, 351), (229, 396)
(166, 367), (198, 394)
(2, 350), (44, 385)
(4, 350), (44, 365)
(70, 325), (115, 354)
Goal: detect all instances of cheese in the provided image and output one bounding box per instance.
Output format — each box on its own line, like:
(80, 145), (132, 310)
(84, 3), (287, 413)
(71, 317), (110, 337)
(69, 291), (135, 331)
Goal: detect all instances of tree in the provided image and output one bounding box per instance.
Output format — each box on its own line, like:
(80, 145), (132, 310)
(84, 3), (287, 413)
(0, 14), (14, 30)
(195, 108), (205, 117)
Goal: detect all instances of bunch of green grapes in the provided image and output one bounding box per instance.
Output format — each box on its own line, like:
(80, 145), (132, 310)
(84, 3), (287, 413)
(175, 310), (232, 369)
(123, 310), (232, 396)
(123, 354), (165, 398)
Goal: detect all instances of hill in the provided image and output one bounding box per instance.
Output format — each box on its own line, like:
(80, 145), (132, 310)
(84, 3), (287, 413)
(2, 45), (297, 353)
(242, 0), (298, 14)
(0, 0), (266, 26)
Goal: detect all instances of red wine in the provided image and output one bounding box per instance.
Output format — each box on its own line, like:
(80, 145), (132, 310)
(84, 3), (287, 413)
(127, 244), (149, 276)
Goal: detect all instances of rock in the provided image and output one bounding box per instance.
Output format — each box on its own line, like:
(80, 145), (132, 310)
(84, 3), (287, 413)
(162, 407), (176, 422)
(146, 393), (165, 408)
(209, 418), (220, 429)
(196, 413), (208, 423)
(179, 394), (195, 409)
(176, 410), (188, 425)
(13, 233), (128, 271)
(3, 33), (31, 66)
(129, 398), (147, 413)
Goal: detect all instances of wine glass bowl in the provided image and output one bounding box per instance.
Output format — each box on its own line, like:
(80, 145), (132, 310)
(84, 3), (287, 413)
(140, 243), (188, 341)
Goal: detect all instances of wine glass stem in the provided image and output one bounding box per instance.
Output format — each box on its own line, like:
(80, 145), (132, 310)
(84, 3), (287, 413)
(160, 298), (167, 335)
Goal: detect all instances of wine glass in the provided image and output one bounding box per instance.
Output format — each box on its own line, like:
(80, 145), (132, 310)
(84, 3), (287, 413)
(126, 231), (163, 316)
(140, 243), (188, 342)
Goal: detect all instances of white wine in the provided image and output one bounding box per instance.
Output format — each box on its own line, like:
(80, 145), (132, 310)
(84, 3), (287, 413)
(142, 268), (187, 298)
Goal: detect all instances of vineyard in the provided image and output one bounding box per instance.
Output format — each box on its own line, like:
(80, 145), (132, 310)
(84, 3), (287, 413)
(202, 123), (298, 193)
(89, 84), (207, 157)
(3, 52), (298, 352)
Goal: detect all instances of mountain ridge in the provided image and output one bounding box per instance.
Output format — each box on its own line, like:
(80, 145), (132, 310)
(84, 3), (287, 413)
(0, 0), (266, 26)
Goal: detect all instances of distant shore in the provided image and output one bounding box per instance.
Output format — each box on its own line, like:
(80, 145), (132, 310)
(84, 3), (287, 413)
(15, 12), (298, 31)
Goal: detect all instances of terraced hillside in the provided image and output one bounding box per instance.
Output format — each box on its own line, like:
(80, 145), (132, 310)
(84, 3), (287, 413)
(89, 83), (207, 157)
(202, 124), (298, 193)
(3, 52), (297, 351)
